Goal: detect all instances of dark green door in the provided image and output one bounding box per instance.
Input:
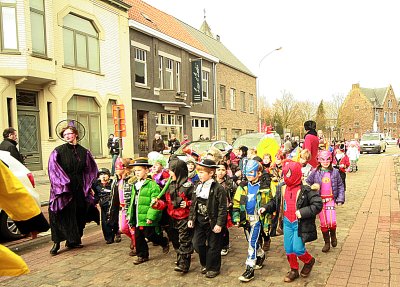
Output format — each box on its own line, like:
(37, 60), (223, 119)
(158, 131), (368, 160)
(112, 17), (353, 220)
(16, 90), (42, 171)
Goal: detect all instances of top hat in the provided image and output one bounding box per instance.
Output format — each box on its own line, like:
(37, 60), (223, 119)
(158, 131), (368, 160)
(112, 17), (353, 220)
(197, 158), (218, 169)
(129, 157), (153, 167)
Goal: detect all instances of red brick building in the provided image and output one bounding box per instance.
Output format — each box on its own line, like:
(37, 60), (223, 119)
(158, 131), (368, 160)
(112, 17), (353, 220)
(339, 83), (399, 140)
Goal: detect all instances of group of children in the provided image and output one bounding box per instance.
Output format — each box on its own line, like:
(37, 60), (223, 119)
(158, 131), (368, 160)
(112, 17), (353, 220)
(90, 137), (351, 283)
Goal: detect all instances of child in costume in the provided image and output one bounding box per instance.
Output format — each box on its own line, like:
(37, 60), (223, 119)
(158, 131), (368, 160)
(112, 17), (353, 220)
(270, 149), (285, 196)
(259, 160), (322, 283)
(216, 162), (237, 256)
(153, 158), (194, 273)
(186, 157), (200, 184)
(188, 159), (227, 278)
(346, 141), (359, 172)
(233, 160), (273, 282)
(115, 158), (136, 255)
(299, 149), (313, 181)
(332, 143), (350, 190)
(127, 158), (170, 265)
(149, 154), (170, 189)
(91, 168), (120, 244)
(306, 150), (345, 253)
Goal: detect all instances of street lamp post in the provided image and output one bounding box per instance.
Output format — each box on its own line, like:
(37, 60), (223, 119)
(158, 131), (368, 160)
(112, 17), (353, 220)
(257, 47), (282, 132)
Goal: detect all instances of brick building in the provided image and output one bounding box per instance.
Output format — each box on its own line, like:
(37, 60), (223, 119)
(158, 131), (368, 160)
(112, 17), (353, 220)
(339, 83), (399, 140)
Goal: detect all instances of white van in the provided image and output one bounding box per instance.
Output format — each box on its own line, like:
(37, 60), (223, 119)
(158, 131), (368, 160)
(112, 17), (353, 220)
(359, 133), (387, 154)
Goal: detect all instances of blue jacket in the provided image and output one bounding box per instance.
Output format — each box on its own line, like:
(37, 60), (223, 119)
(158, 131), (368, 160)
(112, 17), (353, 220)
(306, 168), (345, 204)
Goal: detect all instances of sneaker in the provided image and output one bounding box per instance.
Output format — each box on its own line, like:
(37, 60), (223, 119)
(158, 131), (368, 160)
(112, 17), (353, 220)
(174, 265), (188, 273)
(284, 269), (299, 282)
(205, 270), (220, 278)
(238, 266), (255, 282)
(254, 253), (265, 270)
(201, 266), (207, 274)
(221, 248), (229, 256)
(133, 257), (149, 265)
(300, 257), (315, 277)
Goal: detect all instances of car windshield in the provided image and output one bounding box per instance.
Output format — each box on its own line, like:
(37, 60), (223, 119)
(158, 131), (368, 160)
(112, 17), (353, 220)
(232, 134), (265, 149)
(174, 141), (213, 155)
(361, 134), (379, 141)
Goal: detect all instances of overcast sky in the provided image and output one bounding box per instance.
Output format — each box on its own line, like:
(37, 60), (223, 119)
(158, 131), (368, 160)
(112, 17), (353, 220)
(144, 0), (400, 105)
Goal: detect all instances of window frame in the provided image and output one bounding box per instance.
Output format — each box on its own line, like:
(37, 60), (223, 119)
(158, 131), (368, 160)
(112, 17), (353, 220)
(159, 55), (163, 89)
(249, 94), (254, 113)
(134, 48), (147, 85)
(202, 70), (209, 99)
(220, 85), (226, 109)
(30, 0), (47, 56)
(0, 0), (19, 52)
(176, 61), (181, 92)
(165, 58), (173, 90)
(230, 88), (236, 110)
(394, 112), (397, 124)
(63, 13), (100, 72)
(240, 91), (246, 112)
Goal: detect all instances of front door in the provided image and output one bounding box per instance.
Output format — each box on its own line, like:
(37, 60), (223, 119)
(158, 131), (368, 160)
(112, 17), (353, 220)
(16, 90), (42, 171)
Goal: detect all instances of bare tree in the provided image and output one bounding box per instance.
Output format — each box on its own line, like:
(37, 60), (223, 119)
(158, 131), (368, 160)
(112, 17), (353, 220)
(273, 90), (299, 134)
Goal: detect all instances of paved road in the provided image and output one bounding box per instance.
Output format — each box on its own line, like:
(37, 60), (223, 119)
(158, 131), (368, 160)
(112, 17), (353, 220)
(1, 147), (400, 286)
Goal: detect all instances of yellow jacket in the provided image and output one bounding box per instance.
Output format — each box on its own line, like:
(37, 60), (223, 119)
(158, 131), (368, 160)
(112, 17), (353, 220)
(0, 160), (43, 276)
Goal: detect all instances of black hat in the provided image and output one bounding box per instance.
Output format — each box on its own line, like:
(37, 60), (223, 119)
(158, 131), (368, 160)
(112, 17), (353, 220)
(252, 156), (263, 163)
(98, 168), (110, 176)
(197, 158), (218, 169)
(239, 146), (248, 152)
(129, 157), (153, 167)
(304, 120), (316, 131)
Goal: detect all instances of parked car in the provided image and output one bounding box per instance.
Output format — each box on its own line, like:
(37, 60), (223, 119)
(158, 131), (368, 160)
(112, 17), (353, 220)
(384, 137), (398, 145)
(359, 133), (387, 154)
(0, 150), (39, 240)
(232, 132), (282, 150)
(173, 140), (230, 160)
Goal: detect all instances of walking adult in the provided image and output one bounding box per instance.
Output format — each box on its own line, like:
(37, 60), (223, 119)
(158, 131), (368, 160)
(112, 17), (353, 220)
(168, 134), (180, 154)
(0, 127), (24, 164)
(152, 133), (165, 153)
(107, 134), (120, 175)
(48, 125), (99, 255)
(180, 134), (190, 146)
(303, 120), (319, 168)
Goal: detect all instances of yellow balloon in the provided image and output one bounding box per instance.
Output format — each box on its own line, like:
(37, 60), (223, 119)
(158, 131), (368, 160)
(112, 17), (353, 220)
(256, 137), (280, 163)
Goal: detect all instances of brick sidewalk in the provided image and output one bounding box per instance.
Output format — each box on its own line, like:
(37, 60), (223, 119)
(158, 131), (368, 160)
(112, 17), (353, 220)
(326, 156), (400, 287)
(1, 154), (399, 286)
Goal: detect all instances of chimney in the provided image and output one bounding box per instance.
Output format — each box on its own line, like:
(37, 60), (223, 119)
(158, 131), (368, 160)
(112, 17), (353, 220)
(216, 35), (220, 41)
(352, 83), (360, 90)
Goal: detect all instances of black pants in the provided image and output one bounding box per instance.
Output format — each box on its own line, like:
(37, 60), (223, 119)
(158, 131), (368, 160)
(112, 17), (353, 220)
(192, 218), (223, 272)
(135, 226), (168, 259)
(167, 218), (193, 270)
(339, 170), (346, 191)
(100, 202), (119, 242)
(221, 227), (230, 249)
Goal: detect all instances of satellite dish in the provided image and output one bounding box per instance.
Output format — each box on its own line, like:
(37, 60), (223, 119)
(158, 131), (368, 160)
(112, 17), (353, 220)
(55, 119), (86, 142)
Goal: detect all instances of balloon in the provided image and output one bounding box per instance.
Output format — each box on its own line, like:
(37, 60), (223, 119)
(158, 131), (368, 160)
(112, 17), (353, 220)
(256, 137), (280, 163)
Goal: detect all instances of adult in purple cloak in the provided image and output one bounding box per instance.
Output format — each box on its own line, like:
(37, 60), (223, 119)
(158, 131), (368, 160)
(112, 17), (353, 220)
(48, 125), (98, 255)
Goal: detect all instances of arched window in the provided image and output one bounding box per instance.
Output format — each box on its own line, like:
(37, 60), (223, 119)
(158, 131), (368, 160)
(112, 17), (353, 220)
(67, 95), (102, 155)
(63, 13), (100, 72)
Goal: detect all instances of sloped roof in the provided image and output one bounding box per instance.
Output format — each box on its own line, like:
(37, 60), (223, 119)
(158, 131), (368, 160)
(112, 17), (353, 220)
(125, 0), (207, 52)
(180, 20), (255, 77)
(360, 86), (388, 107)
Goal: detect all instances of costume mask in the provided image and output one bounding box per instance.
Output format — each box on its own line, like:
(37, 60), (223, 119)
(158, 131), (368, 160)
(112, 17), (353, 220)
(282, 160), (302, 187)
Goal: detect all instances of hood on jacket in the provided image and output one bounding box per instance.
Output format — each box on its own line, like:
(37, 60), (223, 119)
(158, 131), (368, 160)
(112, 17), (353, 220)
(282, 160), (302, 187)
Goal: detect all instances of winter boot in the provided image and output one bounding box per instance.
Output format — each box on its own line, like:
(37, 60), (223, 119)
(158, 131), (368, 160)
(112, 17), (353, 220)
(284, 269), (299, 282)
(238, 265), (255, 282)
(330, 229), (337, 247)
(322, 231), (330, 252)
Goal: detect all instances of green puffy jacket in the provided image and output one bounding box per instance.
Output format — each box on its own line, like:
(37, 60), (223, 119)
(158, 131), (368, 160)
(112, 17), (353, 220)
(127, 178), (162, 227)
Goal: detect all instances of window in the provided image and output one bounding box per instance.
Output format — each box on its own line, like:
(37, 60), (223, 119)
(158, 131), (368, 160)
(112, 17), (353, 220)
(202, 71), (209, 99)
(176, 62), (181, 91)
(384, 112), (388, 123)
(354, 122), (359, 127)
(394, 112), (397, 123)
(0, 0), (18, 51)
(354, 105), (359, 111)
(159, 56), (163, 89)
(107, 100), (117, 136)
(241, 91), (246, 112)
(388, 100), (392, 108)
(246, 129), (254, 134)
(375, 111), (379, 122)
(220, 85), (226, 108)
(63, 13), (100, 72)
(134, 48), (147, 85)
(67, 95), (102, 156)
(47, 102), (53, 138)
(220, 128), (227, 141)
(165, 58), (173, 90)
(30, 0), (46, 55)
(232, 129), (241, 140)
(249, 94), (254, 113)
(230, 88), (236, 110)
(389, 112), (392, 123)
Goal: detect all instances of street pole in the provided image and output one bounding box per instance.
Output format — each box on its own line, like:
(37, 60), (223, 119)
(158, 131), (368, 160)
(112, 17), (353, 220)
(257, 47), (282, 132)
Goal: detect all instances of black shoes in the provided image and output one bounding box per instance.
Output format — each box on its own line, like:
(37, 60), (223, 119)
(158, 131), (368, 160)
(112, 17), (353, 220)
(65, 242), (83, 249)
(133, 257), (149, 265)
(174, 265), (188, 273)
(50, 242), (60, 256)
(238, 266), (255, 282)
(205, 270), (220, 278)
(255, 253), (266, 270)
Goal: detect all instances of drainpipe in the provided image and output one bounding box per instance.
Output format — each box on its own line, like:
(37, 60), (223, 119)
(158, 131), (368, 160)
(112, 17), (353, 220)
(213, 62), (218, 139)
